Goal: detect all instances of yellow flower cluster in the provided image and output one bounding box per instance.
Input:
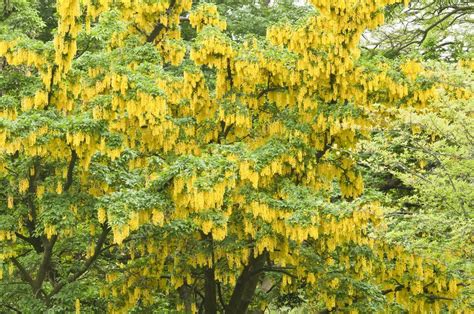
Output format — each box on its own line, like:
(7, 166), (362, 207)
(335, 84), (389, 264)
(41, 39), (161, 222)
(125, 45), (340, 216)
(132, 1), (172, 34)
(309, 0), (397, 28)
(82, 0), (112, 31)
(0, 40), (52, 91)
(190, 35), (234, 69)
(171, 174), (236, 216)
(21, 91), (48, 110)
(54, 0), (81, 79)
(189, 4), (227, 31)
(1, 46), (46, 69)
(218, 108), (252, 138)
(0, 230), (15, 242)
(108, 208), (165, 244)
(409, 86), (438, 107)
(443, 83), (473, 101)
(116, 0), (192, 43)
(401, 59), (423, 81)
(458, 58), (474, 70)
(158, 40), (186, 66)
(379, 245), (460, 312)
(44, 224), (57, 240)
(183, 70), (215, 123)
(0, 40), (10, 55)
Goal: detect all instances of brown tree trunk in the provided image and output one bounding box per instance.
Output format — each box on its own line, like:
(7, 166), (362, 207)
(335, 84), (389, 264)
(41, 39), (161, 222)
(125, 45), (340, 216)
(204, 267), (217, 314)
(226, 251), (267, 314)
(178, 284), (193, 313)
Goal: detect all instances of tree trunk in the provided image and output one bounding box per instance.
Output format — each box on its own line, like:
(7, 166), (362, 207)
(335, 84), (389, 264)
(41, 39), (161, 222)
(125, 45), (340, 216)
(178, 284), (193, 313)
(204, 267), (217, 314)
(226, 251), (267, 314)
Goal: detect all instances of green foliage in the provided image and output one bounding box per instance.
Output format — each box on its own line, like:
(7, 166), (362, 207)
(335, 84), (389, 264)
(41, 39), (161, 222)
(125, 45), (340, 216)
(364, 0), (474, 61)
(213, 0), (313, 39)
(359, 62), (474, 309)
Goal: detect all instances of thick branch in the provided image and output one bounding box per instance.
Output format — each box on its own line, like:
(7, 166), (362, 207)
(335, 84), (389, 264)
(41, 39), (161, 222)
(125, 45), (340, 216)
(46, 66), (57, 107)
(257, 86), (287, 99)
(22, 159), (43, 253)
(216, 281), (227, 312)
(252, 266), (297, 279)
(422, 7), (471, 38)
(49, 224), (110, 297)
(63, 149), (77, 192)
(178, 284), (193, 313)
(382, 284), (404, 295)
(34, 235), (57, 293)
(226, 58), (233, 89)
(202, 232), (218, 314)
(316, 142), (332, 160)
(14, 232), (43, 253)
(226, 251), (268, 314)
(0, 303), (22, 314)
(11, 258), (34, 288)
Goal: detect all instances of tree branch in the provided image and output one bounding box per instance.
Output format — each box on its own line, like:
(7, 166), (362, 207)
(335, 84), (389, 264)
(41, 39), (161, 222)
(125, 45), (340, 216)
(34, 235), (58, 294)
(63, 149), (77, 192)
(226, 58), (233, 89)
(11, 258), (34, 288)
(388, 7), (473, 55)
(216, 281), (227, 312)
(14, 232), (42, 253)
(257, 86), (287, 99)
(0, 303), (22, 314)
(251, 266), (298, 279)
(49, 224), (110, 297)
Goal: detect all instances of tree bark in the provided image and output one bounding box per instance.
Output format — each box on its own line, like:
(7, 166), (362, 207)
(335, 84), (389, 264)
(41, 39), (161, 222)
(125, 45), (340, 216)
(34, 235), (57, 294)
(178, 284), (193, 313)
(226, 251), (268, 314)
(204, 267), (217, 314)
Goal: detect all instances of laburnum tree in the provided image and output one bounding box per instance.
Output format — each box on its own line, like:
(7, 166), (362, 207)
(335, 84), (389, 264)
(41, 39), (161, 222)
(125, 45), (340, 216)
(0, 0), (470, 313)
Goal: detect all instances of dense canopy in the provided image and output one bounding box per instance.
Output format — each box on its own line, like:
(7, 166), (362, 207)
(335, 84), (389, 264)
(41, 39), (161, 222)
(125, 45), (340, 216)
(0, 0), (472, 313)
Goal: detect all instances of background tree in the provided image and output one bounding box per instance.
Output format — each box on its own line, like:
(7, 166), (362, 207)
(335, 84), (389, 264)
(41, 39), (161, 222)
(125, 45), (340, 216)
(214, 0), (313, 40)
(359, 61), (473, 310)
(362, 0), (474, 61)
